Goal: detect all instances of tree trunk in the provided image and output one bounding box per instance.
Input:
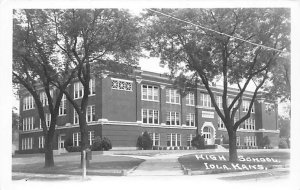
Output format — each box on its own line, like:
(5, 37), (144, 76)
(44, 135), (54, 167)
(79, 114), (89, 167)
(228, 129), (238, 162)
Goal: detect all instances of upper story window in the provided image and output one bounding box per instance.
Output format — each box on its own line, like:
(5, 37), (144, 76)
(218, 117), (225, 129)
(142, 109), (159, 124)
(86, 105), (96, 123)
(45, 113), (51, 127)
(74, 82), (84, 99)
(89, 78), (96, 95)
(74, 110), (79, 124)
(242, 100), (255, 113)
(23, 95), (35, 111)
(244, 118), (255, 130)
(74, 79), (95, 99)
(142, 85), (159, 101)
(200, 93), (212, 108)
(186, 113), (195, 127)
(166, 88), (180, 104)
(166, 112), (180, 126)
(40, 90), (53, 107)
(186, 92), (195, 106)
(23, 117), (34, 131)
(217, 96), (222, 109)
(59, 94), (67, 116)
(111, 78), (132, 91)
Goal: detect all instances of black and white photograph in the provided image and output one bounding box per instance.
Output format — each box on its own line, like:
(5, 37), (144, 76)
(1, 0), (300, 189)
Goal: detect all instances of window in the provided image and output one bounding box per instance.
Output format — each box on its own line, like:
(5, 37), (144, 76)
(244, 136), (256, 147)
(88, 131), (95, 146)
(202, 127), (212, 140)
(218, 117), (225, 129)
(186, 113), (195, 126)
(187, 134), (195, 146)
(236, 136), (240, 146)
(166, 88), (180, 104)
(186, 92), (195, 106)
(177, 134), (181, 146)
(111, 78), (132, 91)
(217, 96), (222, 108)
(22, 137), (33, 150)
(86, 105), (96, 123)
(45, 114), (51, 127)
(167, 133), (181, 147)
(166, 112), (180, 126)
(142, 109), (159, 124)
(244, 118), (255, 130)
(23, 117), (34, 131)
(59, 94), (67, 116)
(142, 85), (159, 101)
(74, 82), (84, 99)
(73, 132), (81, 146)
(23, 95), (35, 110)
(38, 136), (44, 149)
(200, 93), (212, 107)
(149, 133), (160, 146)
(251, 104), (255, 113)
(40, 92), (48, 106)
(89, 78), (96, 95)
(74, 110), (79, 124)
(243, 100), (250, 112)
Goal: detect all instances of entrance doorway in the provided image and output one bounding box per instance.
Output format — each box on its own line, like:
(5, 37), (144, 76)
(58, 134), (66, 153)
(201, 122), (215, 145)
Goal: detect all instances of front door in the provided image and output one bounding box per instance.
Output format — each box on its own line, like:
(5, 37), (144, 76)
(58, 134), (66, 153)
(202, 126), (214, 145)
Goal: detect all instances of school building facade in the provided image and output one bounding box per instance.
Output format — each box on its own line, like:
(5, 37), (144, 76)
(18, 68), (280, 153)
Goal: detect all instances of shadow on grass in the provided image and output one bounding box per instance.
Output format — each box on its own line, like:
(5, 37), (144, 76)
(12, 157), (144, 176)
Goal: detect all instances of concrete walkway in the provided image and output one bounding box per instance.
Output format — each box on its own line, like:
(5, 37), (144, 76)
(127, 153), (185, 176)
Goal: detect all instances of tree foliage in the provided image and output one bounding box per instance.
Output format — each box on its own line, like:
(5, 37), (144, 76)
(143, 8), (290, 161)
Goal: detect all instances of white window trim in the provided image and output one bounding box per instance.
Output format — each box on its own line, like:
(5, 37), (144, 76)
(186, 113), (195, 127)
(73, 132), (81, 147)
(200, 93), (212, 108)
(150, 133), (160, 146)
(86, 105), (96, 123)
(59, 94), (67, 116)
(166, 88), (181, 105)
(166, 112), (180, 126)
(141, 84), (160, 102)
(38, 136), (45, 149)
(142, 109), (159, 125)
(88, 131), (95, 146)
(167, 133), (181, 147)
(186, 92), (195, 106)
(73, 82), (84, 99)
(74, 109), (79, 124)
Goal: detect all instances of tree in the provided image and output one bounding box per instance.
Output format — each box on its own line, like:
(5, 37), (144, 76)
(46, 9), (142, 165)
(143, 8), (290, 161)
(13, 9), (78, 167)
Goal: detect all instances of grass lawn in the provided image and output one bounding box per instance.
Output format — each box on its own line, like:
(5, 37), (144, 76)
(12, 154), (144, 176)
(178, 150), (290, 174)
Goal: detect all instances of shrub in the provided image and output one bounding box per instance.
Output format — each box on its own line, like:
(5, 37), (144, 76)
(66, 146), (81, 152)
(191, 134), (205, 149)
(136, 131), (153, 150)
(278, 138), (289, 149)
(101, 137), (112, 151)
(258, 136), (270, 147)
(92, 136), (112, 151)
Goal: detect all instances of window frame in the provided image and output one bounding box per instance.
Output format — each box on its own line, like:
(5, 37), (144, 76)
(141, 84), (159, 102)
(166, 88), (180, 104)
